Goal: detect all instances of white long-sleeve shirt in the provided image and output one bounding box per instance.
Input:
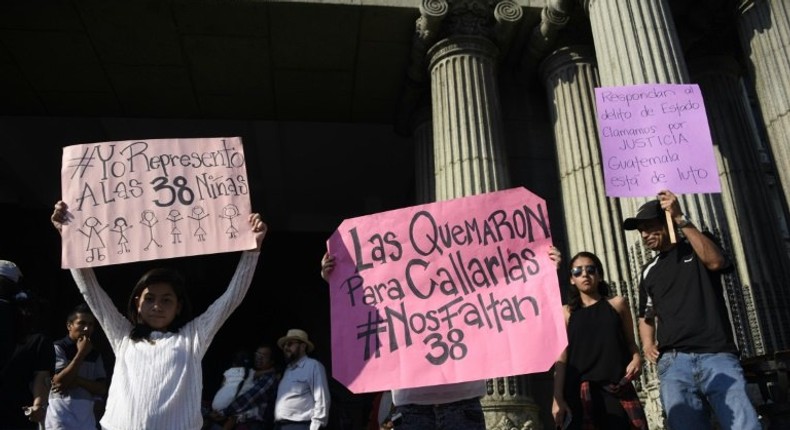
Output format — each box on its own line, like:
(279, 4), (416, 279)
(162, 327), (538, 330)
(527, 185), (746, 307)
(70, 250), (260, 430)
(274, 355), (331, 430)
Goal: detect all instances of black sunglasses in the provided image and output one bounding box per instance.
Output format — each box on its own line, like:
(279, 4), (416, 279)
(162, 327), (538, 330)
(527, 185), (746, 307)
(571, 265), (598, 277)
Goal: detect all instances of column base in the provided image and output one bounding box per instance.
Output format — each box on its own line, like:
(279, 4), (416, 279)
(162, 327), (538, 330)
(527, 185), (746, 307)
(481, 399), (542, 430)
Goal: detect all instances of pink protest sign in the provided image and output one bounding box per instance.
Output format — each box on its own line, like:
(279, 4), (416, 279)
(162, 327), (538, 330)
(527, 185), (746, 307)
(60, 137), (256, 268)
(594, 83), (721, 197)
(325, 187), (567, 393)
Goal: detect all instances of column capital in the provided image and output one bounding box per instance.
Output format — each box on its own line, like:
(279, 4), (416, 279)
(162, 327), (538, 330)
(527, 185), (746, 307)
(423, 0), (524, 46)
(417, 0), (450, 45)
(538, 45), (596, 83)
(437, 0), (498, 40)
(493, 0), (523, 52)
(527, 5), (572, 60)
(409, 0), (523, 84)
(427, 35), (499, 70)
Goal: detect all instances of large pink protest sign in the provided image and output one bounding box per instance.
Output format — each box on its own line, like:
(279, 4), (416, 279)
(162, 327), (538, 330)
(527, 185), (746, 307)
(60, 137), (256, 268)
(594, 83), (721, 197)
(325, 187), (567, 393)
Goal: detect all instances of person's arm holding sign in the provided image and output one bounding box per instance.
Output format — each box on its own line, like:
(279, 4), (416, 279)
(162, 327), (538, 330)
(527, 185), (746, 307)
(51, 200), (135, 350)
(544, 246), (570, 429)
(320, 252), (335, 281)
(51, 199), (268, 428)
(51, 202), (267, 349)
(657, 190), (727, 270)
(635, 189), (728, 365)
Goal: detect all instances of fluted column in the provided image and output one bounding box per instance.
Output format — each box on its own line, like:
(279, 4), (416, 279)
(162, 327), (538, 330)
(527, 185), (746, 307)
(429, 35), (510, 201)
(412, 106), (435, 204)
(690, 55), (790, 355)
(587, 0), (686, 86)
(428, 29), (540, 430)
(581, 2), (749, 429)
(737, 0), (790, 217)
(583, 0), (734, 311)
(584, 0), (738, 294)
(539, 44), (664, 429)
(419, 1), (537, 428)
(539, 46), (630, 289)
(585, 0), (696, 223)
(586, 0), (714, 236)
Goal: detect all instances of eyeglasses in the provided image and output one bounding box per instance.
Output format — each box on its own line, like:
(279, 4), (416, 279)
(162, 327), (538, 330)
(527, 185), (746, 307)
(571, 265), (598, 277)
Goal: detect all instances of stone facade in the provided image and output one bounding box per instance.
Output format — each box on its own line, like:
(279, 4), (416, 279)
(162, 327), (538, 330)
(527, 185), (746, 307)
(402, 0), (790, 428)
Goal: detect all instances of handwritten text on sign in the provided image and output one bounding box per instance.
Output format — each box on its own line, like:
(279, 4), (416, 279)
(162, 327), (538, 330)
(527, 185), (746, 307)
(595, 83), (721, 197)
(325, 188), (567, 393)
(60, 137), (256, 268)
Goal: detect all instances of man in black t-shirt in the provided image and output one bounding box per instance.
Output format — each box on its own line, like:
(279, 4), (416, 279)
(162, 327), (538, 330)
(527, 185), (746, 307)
(623, 190), (759, 430)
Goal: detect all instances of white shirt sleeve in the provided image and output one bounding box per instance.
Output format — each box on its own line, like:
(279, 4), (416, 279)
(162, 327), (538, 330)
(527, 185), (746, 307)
(69, 268), (132, 354)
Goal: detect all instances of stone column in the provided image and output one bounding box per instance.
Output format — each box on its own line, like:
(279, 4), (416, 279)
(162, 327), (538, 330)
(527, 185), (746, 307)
(539, 44), (664, 429)
(586, 0), (686, 86)
(422, 1), (540, 428)
(539, 46), (631, 289)
(582, 1), (752, 428)
(583, 0), (740, 302)
(737, 0), (790, 216)
(429, 35), (510, 201)
(585, 0), (695, 222)
(690, 55), (790, 355)
(412, 105), (435, 204)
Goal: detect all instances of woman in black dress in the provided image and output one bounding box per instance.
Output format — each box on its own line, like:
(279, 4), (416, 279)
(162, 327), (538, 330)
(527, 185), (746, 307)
(551, 251), (647, 430)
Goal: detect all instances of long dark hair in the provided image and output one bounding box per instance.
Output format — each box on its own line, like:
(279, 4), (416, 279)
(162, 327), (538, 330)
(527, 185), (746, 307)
(126, 268), (193, 341)
(567, 251), (611, 312)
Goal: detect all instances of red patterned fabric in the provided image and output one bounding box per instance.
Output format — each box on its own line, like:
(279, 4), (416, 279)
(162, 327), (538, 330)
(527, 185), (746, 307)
(579, 377), (648, 430)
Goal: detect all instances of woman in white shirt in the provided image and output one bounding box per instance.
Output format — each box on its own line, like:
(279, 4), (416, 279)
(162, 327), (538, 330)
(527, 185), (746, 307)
(51, 201), (267, 430)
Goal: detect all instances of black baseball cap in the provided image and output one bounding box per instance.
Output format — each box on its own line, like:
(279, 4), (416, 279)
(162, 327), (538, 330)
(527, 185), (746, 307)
(623, 200), (662, 231)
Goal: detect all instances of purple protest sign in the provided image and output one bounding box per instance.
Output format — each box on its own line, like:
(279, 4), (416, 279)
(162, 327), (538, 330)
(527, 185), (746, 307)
(594, 83), (721, 197)
(325, 187), (567, 393)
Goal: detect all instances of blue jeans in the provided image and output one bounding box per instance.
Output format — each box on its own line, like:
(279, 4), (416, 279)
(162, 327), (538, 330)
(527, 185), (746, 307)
(657, 351), (760, 430)
(395, 397), (485, 430)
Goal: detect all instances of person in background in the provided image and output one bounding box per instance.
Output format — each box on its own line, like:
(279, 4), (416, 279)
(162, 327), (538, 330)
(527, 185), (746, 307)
(209, 342), (280, 430)
(51, 200), (268, 430)
(367, 391), (394, 430)
(274, 329), (330, 430)
(210, 348), (255, 414)
(0, 260), (54, 429)
(623, 190), (760, 430)
(320, 246), (561, 430)
(45, 302), (108, 429)
(551, 251), (647, 430)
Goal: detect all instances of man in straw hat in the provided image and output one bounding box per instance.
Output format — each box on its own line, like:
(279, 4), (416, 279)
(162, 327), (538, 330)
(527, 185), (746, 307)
(623, 189), (759, 429)
(274, 328), (330, 430)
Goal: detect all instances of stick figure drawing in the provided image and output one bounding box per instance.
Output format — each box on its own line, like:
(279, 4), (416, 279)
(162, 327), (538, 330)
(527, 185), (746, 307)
(109, 216), (133, 254)
(219, 204), (241, 239)
(139, 210), (162, 251)
(79, 216), (108, 263)
(188, 206), (210, 242)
